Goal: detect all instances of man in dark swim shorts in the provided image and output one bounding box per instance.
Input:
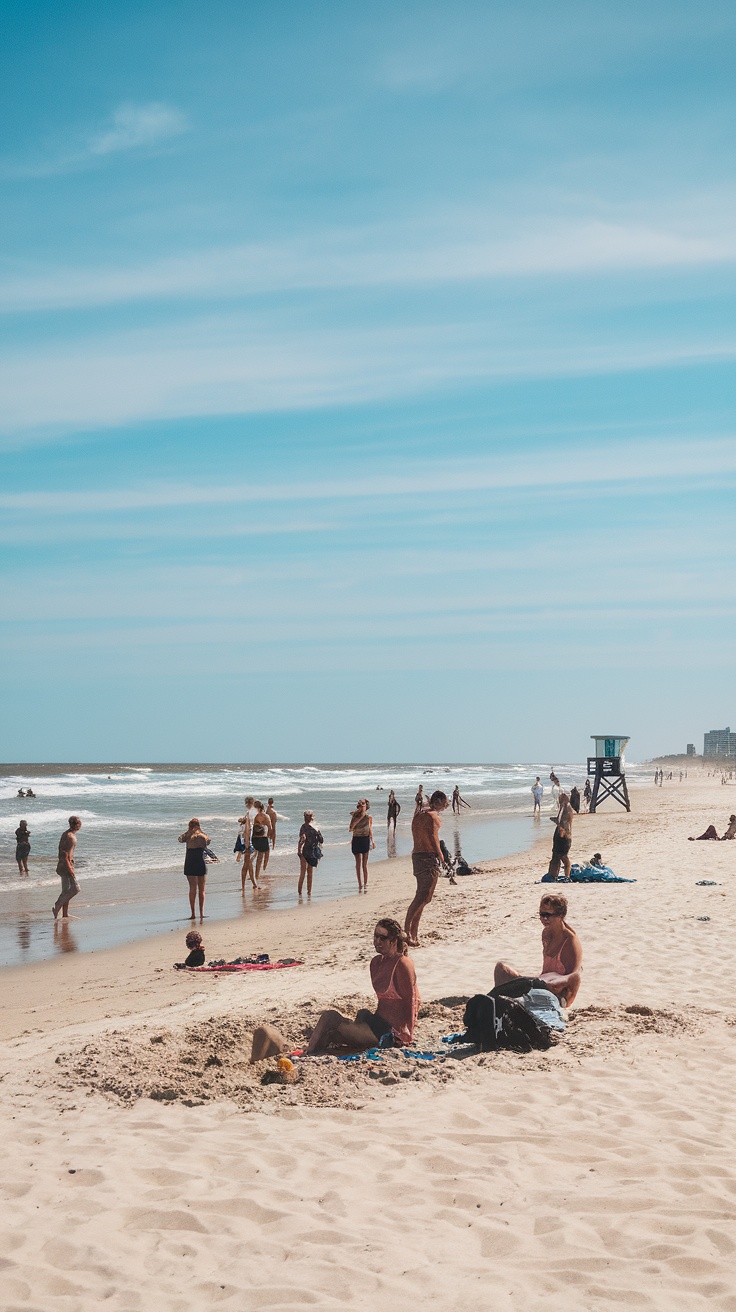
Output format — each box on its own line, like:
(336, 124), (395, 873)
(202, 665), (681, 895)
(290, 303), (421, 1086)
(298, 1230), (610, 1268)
(405, 790), (449, 946)
(547, 792), (573, 880)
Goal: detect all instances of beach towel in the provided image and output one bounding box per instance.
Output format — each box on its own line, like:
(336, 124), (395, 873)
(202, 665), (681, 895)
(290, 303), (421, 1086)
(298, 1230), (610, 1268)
(183, 955), (303, 973)
(569, 863), (635, 883)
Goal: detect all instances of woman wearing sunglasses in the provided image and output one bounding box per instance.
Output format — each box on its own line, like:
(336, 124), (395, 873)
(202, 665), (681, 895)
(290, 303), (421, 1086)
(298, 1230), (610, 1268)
(493, 893), (582, 1006)
(305, 918), (419, 1054)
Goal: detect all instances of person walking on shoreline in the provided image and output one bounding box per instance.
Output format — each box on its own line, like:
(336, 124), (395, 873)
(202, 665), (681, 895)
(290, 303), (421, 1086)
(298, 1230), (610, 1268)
(405, 790), (449, 946)
(415, 784), (425, 810)
(251, 801), (273, 883)
(350, 798), (374, 891)
(53, 816), (82, 919)
(266, 798), (278, 848)
(452, 785), (471, 815)
(531, 777), (543, 815)
(387, 789), (400, 830)
(297, 810), (323, 898)
(15, 820), (31, 875)
(178, 818), (209, 918)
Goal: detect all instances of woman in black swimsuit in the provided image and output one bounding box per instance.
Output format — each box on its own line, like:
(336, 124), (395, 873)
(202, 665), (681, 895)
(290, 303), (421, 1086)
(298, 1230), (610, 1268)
(251, 801), (273, 885)
(178, 818), (209, 918)
(15, 820), (30, 875)
(387, 790), (400, 831)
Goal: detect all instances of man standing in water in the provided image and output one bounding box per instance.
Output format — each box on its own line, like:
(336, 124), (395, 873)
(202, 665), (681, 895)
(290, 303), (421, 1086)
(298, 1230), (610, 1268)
(53, 816), (82, 919)
(547, 792), (574, 880)
(405, 790), (449, 946)
(266, 798), (278, 847)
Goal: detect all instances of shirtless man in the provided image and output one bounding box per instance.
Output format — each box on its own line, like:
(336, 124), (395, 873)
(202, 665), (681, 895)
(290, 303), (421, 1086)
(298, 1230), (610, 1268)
(547, 792), (574, 880)
(53, 816), (82, 919)
(405, 790), (449, 946)
(266, 798), (278, 847)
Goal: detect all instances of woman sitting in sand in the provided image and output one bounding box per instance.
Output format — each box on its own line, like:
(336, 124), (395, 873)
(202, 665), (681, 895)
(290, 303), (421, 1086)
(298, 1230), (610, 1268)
(689, 815), (736, 841)
(178, 818), (209, 918)
(494, 893), (582, 1007)
(305, 918), (419, 1054)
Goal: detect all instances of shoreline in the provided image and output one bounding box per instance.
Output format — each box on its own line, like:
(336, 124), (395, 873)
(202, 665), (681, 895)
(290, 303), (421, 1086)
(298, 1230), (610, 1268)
(0, 807), (540, 969)
(3, 775), (736, 1309)
(0, 778), (685, 1042)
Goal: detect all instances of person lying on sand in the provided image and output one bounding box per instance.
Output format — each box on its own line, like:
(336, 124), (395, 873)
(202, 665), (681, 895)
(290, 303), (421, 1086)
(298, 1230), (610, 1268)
(689, 815), (736, 841)
(494, 893), (582, 1007)
(305, 919), (419, 1054)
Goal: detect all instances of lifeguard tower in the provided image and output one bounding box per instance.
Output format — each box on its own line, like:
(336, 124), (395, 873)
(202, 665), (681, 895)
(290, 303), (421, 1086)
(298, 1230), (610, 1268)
(587, 735), (630, 813)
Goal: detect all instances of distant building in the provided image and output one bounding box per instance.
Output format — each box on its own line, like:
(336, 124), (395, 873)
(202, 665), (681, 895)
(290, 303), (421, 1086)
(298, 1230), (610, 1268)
(686, 744), (695, 757)
(703, 726), (736, 759)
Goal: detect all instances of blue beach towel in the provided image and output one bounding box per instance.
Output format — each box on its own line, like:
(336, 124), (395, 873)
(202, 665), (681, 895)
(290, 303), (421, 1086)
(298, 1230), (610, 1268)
(569, 863), (635, 883)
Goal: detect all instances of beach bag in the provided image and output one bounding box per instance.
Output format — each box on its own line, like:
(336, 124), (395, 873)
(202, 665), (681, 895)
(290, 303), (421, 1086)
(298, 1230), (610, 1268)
(303, 829), (324, 865)
(461, 994), (553, 1053)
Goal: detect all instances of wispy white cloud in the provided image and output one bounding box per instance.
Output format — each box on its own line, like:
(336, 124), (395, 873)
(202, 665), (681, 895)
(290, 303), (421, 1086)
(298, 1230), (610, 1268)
(88, 103), (188, 156)
(0, 101), (188, 179)
(1, 437), (734, 516)
(0, 215), (730, 313)
(0, 303), (734, 435)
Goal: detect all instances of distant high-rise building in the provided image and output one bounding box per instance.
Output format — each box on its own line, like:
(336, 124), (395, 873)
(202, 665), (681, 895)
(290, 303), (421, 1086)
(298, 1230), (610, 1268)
(703, 727), (736, 758)
(686, 743), (695, 756)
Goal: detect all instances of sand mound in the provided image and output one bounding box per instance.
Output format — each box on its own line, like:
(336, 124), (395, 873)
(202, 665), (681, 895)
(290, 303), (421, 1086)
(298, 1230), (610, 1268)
(49, 998), (710, 1113)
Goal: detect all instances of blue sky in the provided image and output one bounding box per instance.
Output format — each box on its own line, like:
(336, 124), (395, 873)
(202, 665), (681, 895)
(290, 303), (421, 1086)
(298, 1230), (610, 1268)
(1, 0), (735, 762)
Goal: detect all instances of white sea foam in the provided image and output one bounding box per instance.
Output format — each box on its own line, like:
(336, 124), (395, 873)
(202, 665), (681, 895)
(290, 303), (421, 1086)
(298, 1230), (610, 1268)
(1, 761), (648, 901)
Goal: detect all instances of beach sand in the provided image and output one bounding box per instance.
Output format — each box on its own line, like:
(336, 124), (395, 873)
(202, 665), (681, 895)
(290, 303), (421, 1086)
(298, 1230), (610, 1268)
(2, 775), (735, 1310)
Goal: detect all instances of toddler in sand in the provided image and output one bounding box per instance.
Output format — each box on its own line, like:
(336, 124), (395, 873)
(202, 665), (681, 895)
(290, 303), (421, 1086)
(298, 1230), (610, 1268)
(175, 931), (206, 969)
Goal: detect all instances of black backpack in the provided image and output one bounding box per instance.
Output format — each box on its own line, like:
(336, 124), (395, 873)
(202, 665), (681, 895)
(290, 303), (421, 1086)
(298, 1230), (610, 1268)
(461, 993), (553, 1053)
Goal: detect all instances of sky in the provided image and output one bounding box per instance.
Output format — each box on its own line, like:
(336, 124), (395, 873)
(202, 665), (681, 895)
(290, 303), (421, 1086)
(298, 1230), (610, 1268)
(1, 0), (735, 762)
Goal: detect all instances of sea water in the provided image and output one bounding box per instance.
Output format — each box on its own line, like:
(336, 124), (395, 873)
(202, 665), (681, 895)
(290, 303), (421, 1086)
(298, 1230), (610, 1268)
(0, 762), (647, 966)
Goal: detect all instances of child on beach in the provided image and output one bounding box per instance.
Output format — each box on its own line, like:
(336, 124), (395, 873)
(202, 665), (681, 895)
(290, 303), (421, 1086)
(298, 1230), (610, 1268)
(175, 931), (206, 969)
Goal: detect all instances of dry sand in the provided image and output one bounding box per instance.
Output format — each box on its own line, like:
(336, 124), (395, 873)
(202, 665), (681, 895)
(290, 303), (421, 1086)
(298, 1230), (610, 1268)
(2, 775), (736, 1310)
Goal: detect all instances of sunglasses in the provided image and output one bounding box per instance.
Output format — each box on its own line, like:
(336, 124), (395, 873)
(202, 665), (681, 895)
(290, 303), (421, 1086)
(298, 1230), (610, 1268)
(539, 910), (559, 919)
(373, 931), (391, 940)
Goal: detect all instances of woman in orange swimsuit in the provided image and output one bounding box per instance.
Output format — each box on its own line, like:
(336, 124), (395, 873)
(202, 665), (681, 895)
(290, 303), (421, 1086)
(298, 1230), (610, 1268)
(494, 893), (582, 1006)
(305, 919), (419, 1054)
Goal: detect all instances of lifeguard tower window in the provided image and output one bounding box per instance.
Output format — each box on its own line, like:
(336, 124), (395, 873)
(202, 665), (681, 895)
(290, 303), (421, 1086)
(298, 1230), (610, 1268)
(587, 735), (631, 813)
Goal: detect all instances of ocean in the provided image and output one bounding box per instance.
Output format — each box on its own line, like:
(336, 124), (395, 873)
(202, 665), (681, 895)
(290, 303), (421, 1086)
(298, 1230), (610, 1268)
(0, 761), (647, 966)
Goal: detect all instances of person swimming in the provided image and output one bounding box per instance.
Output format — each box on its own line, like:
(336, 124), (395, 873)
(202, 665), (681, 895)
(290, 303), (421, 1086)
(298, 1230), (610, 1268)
(493, 893), (582, 1007)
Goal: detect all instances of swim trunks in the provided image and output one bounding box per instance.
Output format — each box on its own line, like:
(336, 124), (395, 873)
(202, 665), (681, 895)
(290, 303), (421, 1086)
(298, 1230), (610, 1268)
(411, 851), (439, 897)
(552, 829), (572, 857)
